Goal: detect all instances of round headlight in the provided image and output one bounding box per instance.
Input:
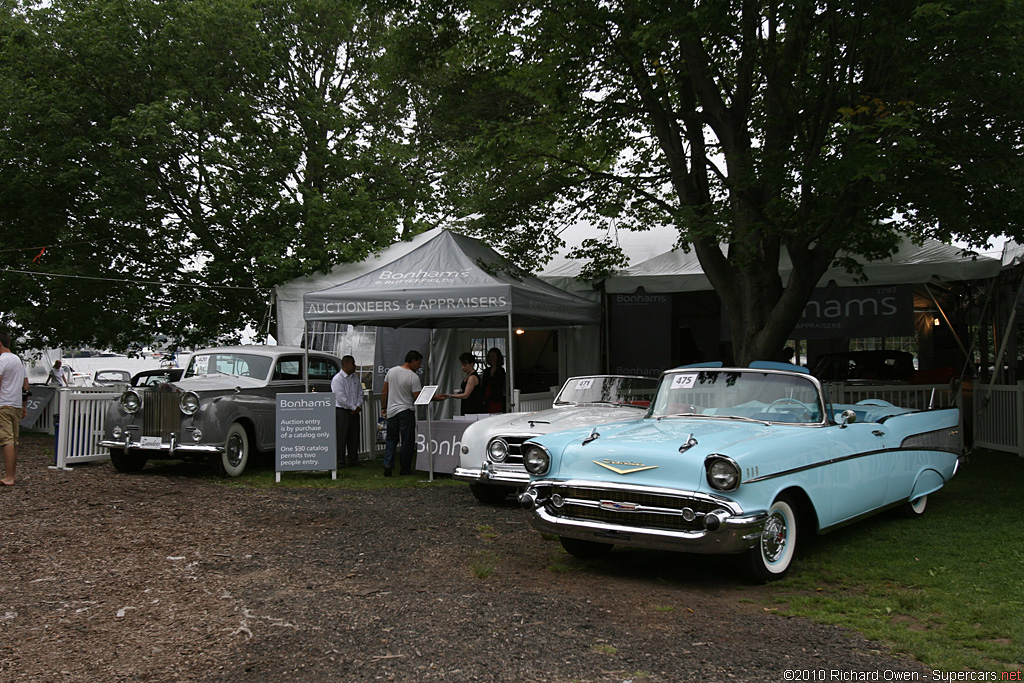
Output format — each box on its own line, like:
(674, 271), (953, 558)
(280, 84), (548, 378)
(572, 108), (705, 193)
(487, 438), (509, 462)
(705, 456), (741, 492)
(522, 444), (550, 475)
(179, 391), (200, 416)
(120, 390), (142, 414)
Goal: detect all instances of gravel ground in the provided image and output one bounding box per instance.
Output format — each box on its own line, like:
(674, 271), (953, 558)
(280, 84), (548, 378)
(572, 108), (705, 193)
(0, 433), (932, 682)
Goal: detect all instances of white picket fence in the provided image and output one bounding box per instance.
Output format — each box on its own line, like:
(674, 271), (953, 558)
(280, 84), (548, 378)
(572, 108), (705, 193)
(973, 382), (1024, 455)
(46, 386), (121, 470)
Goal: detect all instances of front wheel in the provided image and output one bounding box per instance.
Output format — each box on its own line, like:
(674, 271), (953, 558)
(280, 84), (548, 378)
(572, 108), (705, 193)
(109, 448), (147, 473)
(560, 536), (613, 559)
(469, 483), (510, 505)
(745, 495), (798, 582)
(212, 423), (250, 477)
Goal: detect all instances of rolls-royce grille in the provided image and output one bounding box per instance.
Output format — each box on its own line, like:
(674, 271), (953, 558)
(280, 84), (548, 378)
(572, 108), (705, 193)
(141, 389), (181, 439)
(548, 485), (722, 532)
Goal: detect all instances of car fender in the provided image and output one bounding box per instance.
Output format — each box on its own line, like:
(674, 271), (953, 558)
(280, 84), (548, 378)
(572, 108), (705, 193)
(909, 468), (946, 502)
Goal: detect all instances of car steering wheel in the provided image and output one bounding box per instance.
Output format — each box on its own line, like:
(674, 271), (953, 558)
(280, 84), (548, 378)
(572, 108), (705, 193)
(767, 398), (812, 421)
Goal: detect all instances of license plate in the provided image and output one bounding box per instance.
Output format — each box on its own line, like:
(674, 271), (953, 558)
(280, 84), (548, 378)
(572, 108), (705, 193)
(138, 436), (163, 450)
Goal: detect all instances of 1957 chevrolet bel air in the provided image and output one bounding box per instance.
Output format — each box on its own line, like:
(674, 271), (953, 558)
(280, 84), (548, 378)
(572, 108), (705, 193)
(518, 362), (962, 581)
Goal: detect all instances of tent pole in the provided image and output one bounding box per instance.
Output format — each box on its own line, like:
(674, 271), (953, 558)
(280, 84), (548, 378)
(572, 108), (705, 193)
(507, 315), (515, 411)
(303, 321), (310, 392)
(428, 328), (435, 482)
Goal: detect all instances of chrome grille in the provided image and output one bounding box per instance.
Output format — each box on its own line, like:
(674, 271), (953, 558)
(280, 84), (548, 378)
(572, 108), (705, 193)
(141, 389), (181, 438)
(549, 485), (721, 532)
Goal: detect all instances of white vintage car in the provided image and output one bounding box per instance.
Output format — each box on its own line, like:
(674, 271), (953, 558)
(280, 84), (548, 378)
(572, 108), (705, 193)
(453, 375), (659, 503)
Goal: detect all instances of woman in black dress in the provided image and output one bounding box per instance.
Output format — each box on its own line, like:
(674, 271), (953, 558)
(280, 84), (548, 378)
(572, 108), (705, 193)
(481, 347), (506, 413)
(448, 352), (485, 415)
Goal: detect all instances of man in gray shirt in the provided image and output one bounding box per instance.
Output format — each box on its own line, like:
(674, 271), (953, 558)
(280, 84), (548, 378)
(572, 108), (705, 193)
(380, 350), (446, 477)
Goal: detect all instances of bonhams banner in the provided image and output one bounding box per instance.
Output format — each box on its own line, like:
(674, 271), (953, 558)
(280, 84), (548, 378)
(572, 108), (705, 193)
(372, 328), (431, 393)
(793, 284), (913, 339)
(722, 284), (914, 340)
(608, 288), (673, 377)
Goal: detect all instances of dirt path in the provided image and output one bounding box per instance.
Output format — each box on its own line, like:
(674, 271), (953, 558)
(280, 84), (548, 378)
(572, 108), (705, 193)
(1, 434), (930, 682)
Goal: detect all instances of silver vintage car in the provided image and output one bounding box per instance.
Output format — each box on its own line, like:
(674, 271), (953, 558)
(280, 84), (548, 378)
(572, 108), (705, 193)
(99, 346), (341, 476)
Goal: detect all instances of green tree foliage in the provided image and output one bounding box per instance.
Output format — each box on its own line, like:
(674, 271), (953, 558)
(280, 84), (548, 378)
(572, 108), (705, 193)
(399, 0), (1024, 363)
(0, 0), (425, 352)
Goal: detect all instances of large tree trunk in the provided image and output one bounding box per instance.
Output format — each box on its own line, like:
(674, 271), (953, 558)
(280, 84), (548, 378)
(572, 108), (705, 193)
(695, 234), (835, 366)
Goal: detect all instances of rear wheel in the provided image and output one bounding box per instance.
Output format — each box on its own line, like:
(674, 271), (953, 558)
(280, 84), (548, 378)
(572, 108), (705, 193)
(745, 495), (798, 582)
(559, 536), (613, 559)
(901, 494), (928, 517)
(109, 448), (147, 473)
(212, 423), (249, 477)
(469, 483), (509, 505)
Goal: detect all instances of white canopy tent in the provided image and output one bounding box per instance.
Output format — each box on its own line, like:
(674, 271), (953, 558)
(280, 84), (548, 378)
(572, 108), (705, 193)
(537, 222), (1002, 292)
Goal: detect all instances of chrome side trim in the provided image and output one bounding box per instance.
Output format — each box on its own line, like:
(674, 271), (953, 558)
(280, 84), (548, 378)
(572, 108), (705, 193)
(743, 447), (956, 485)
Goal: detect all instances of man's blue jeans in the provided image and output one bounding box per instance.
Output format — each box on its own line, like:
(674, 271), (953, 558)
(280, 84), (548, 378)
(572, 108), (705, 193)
(383, 410), (416, 472)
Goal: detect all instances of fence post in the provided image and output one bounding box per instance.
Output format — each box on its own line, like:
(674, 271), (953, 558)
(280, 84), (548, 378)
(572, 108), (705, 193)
(50, 388), (71, 470)
(1016, 381), (1024, 457)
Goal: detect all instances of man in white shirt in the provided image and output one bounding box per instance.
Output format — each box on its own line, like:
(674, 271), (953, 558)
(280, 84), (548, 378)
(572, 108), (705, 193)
(380, 350), (447, 477)
(0, 331), (29, 486)
(331, 355), (363, 468)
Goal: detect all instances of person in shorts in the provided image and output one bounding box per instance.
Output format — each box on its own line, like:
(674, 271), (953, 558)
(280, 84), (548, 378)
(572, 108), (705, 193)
(0, 331), (28, 486)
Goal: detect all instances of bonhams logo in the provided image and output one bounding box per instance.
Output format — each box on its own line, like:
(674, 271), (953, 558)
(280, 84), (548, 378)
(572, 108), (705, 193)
(379, 269), (470, 280)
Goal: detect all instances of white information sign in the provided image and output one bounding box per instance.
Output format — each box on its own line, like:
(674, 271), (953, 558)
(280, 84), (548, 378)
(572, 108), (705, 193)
(415, 385), (439, 405)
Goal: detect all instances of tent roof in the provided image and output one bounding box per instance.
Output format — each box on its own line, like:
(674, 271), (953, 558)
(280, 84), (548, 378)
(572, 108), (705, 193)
(537, 223), (1001, 293)
(301, 229), (601, 329)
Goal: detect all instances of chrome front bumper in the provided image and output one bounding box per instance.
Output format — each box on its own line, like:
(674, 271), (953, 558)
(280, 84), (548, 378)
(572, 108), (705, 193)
(518, 486), (768, 555)
(453, 462), (531, 487)
(98, 436), (223, 456)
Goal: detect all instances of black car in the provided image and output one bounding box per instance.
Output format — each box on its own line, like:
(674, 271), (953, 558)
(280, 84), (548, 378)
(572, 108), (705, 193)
(130, 368), (185, 387)
(811, 350), (915, 383)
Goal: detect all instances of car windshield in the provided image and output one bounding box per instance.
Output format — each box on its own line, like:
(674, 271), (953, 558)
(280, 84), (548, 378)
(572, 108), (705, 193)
(184, 353), (273, 381)
(554, 376), (659, 407)
(649, 369), (824, 424)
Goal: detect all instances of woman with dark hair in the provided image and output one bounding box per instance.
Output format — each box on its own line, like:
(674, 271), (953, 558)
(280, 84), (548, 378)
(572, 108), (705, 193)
(447, 352), (485, 415)
(481, 347), (506, 413)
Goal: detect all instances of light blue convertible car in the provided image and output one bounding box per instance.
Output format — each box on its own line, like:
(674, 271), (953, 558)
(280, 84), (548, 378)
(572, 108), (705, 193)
(518, 362), (962, 581)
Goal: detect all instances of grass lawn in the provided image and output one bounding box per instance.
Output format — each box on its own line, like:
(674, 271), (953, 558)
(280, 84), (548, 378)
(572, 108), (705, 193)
(765, 449), (1023, 673)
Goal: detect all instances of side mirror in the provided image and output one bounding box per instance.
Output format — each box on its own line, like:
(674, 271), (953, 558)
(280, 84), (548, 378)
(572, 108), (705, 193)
(839, 409), (857, 428)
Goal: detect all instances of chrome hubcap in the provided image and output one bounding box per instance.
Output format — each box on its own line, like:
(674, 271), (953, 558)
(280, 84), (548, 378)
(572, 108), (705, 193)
(762, 510), (788, 564)
(226, 434), (244, 468)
